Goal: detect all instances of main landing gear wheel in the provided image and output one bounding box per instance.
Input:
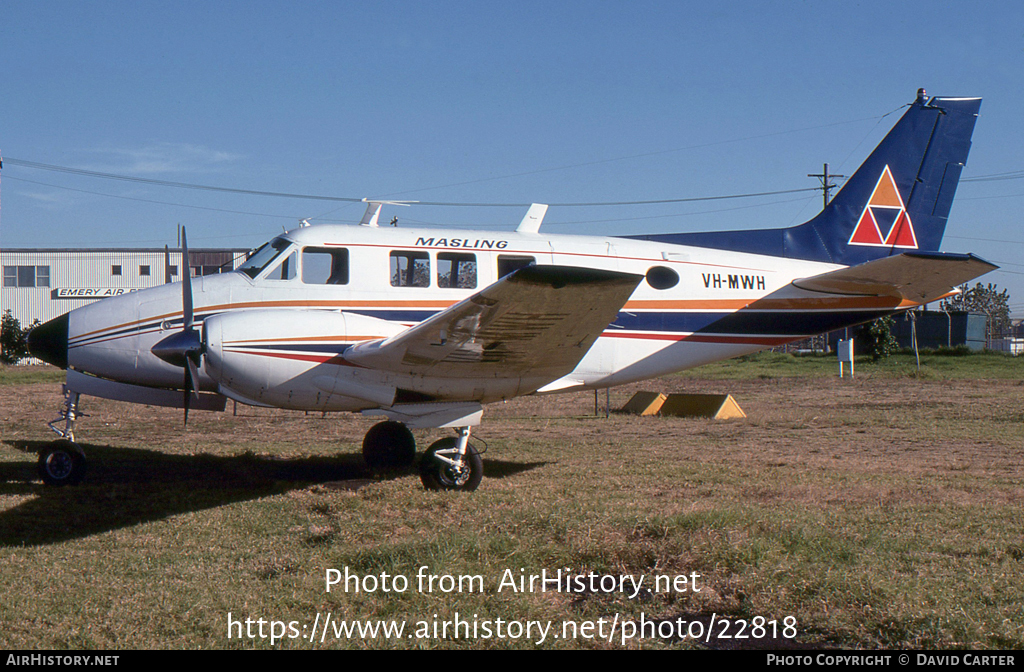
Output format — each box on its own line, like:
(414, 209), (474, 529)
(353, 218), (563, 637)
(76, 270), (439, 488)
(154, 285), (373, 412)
(38, 440), (87, 487)
(362, 421), (416, 472)
(420, 438), (483, 492)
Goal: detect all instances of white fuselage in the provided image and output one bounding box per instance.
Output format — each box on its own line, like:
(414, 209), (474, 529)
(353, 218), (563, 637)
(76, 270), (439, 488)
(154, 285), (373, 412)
(64, 224), (897, 415)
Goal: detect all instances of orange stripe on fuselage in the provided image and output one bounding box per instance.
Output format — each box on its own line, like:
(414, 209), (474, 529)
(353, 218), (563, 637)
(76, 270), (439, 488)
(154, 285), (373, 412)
(222, 334), (383, 345)
(603, 332), (796, 346)
(72, 294), (926, 344)
(624, 296), (915, 311)
(71, 299), (457, 342)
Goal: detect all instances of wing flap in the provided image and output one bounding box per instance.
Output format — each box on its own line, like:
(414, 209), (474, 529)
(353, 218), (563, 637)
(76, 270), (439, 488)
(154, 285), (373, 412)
(792, 252), (998, 303)
(345, 265), (643, 382)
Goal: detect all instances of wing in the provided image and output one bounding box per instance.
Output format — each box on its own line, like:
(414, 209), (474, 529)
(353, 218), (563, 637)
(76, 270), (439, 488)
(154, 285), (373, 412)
(792, 252), (998, 303)
(345, 265), (643, 385)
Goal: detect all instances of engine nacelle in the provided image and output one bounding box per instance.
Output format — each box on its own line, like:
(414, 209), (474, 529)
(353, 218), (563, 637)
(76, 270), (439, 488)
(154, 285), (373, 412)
(203, 309), (404, 410)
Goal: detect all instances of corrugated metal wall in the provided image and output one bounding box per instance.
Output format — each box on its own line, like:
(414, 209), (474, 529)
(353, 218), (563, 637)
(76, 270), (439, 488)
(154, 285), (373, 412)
(890, 311), (989, 351)
(1, 249), (247, 326)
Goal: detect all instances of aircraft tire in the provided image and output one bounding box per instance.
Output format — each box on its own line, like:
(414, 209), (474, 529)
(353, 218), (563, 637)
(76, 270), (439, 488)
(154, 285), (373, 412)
(419, 438), (483, 492)
(362, 421), (416, 472)
(38, 440), (87, 487)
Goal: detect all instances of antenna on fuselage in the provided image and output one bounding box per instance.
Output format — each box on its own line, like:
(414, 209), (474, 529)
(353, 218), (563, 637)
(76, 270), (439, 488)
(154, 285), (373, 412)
(516, 203), (549, 234)
(359, 199), (418, 227)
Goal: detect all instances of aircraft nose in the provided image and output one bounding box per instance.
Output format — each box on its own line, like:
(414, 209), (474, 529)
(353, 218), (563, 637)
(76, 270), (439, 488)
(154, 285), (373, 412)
(27, 313), (69, 369)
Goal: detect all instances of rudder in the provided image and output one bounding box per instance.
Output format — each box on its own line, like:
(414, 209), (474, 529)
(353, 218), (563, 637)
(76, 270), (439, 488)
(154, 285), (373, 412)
(796, 91), (981, 265)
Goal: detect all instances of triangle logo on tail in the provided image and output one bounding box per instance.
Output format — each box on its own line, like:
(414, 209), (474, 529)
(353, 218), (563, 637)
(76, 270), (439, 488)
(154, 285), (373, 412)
(848, 165), (918, 249)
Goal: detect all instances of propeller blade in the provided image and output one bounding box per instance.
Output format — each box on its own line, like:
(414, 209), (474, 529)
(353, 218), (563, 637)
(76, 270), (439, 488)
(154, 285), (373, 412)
(150, 226), (207, 425)
(183, 368), (191, 426)
(181, 227), (193, 331)
(183, 354), (200, 426)
(149, 226), (202, 425)
(187, 356), (201, 400)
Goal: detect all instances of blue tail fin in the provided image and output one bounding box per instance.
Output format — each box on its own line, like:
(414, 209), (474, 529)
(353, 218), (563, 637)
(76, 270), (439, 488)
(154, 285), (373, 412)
(629, 92), (981, 267)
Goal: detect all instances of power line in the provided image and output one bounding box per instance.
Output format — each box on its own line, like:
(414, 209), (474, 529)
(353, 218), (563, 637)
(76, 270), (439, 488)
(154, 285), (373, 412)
(395, 194), (818, 229)
(2, 175), (301, 220)
(529, 188), (821, 207)
(958, 192), (1024, 202)
(3, 158), (366, 204)
(3, 156), (820, 208)
(962, 169), (1024, 182)
(367, 111), (900, 200)
(945, 235), (1024, 245)
(0, 108), (956, 210)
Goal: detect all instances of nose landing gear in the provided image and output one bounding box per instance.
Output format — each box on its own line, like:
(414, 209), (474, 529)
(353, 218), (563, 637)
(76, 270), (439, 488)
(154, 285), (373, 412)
(40, 387), (88, 486)
(39, 440), (87, 486)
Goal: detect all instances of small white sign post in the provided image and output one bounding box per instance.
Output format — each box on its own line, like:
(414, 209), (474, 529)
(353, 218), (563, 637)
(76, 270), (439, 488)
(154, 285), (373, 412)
(838, 338), (854, 378)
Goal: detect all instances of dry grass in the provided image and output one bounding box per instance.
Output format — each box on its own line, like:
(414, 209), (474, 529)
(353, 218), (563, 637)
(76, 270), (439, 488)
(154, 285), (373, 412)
(1, 357), (1023, 649)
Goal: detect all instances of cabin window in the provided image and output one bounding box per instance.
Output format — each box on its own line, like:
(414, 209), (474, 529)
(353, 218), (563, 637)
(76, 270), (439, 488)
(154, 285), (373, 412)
(497, 255), (535, 278)
(302, 248), (349, 285)
(437, 252), (477, 289)
(646, 266), (679, 290)
(266, 251), (298, 281)
(139, 265), (151, 276)
(390, 251), (430, 288)
(238, 237), (291, 279)
(111, 265), (122, 276)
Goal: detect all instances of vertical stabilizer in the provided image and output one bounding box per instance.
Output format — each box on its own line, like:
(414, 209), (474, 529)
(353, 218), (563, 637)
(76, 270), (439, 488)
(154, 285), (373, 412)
(628, 92), (981, 266)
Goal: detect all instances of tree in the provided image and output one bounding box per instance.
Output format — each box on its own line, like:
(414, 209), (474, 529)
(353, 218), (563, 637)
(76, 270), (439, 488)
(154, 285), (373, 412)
(857, 315), (900, 361)
(941, 282), (1012, 345)
(0, 311), (30, 364)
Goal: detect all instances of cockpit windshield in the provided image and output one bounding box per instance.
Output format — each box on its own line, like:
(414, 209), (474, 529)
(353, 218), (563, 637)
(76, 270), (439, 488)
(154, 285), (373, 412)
(237, 238), (292, 279)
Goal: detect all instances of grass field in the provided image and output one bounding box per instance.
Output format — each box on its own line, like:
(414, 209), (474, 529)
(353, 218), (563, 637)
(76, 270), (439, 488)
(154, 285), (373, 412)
(1, 352), (1023, 649)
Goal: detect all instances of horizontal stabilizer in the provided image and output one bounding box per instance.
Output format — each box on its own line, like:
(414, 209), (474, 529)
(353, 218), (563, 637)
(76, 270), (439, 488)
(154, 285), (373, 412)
(792, 252), (998, 303)
(345, 265), (643, 384)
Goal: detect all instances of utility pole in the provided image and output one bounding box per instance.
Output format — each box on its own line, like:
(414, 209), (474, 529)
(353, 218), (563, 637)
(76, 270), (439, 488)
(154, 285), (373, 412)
(808, 163), (847, 209)
(809, 162), (847, 355)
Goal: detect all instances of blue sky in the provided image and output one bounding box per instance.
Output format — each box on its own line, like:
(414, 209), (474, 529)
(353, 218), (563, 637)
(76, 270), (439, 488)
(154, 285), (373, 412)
(2, 1), (1023, 312)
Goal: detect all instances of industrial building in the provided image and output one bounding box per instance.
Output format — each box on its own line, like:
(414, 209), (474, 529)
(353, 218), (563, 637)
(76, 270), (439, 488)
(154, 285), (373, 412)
(1, 247), (249, 327)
